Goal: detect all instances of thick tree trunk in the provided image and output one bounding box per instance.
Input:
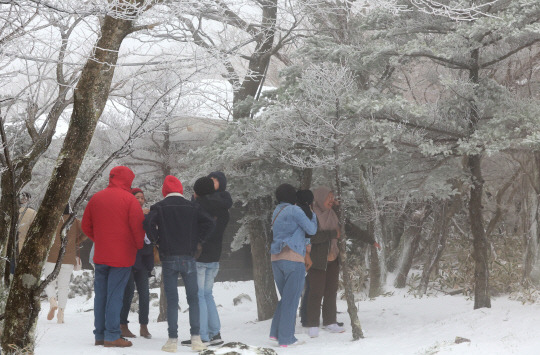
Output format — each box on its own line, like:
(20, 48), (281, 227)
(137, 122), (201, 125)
(0, 171), (17, 288)
(467, 49), (490, 309)
(358, 167), (385, 298)
(469, 154), (490, 309)
(1, 5), (139, 351)
(394, 206), (430, 288)
(247, 197), (277, 321)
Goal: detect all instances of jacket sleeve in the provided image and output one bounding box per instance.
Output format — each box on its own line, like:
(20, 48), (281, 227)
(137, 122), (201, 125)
(310, 228), (337, 245)
(128, 198), (145, 250)
(81, 200), (94, 241)
(345, 220), (376, 245)
(208, 191), (233, 210)
(143, 206), (159, 244)
(292, 206), (318, 236)
(196, 206), (215, 243)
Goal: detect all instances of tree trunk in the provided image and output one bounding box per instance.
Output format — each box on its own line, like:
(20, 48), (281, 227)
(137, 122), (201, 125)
(232, 0), (277, 120)
(1, 5), (140, 351)
(469, 154), (490, 309)
(358, 167), (385, 298)
(298, 167), (313, 190)
(335, 159), (363, 339)
(158, 272), (167, 322)
(247, 196), (277, 321)
(394, 206), (431, 289)
(0, 171), (17, 288)
(523, 152), (540, 283)
(467, 49), (490, 309)
(419, 195), (461, 294)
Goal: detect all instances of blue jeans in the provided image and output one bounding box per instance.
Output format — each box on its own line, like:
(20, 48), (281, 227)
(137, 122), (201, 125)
(270, 260), (305, 346)
(196, 262), (220, 342)
(120, 268), (150, 325)
(161, 255), (199, 338)
(93, 264), (131, 342)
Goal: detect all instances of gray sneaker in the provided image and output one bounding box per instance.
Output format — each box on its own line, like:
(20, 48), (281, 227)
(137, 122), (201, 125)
(209, 333), (224, 346)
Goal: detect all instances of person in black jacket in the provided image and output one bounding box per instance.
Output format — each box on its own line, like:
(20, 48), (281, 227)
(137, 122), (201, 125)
(120, 188), (153, 339)
(143, 175), (215, 353)
(182, 176), (231, 347)
(208, 171), (233, 210)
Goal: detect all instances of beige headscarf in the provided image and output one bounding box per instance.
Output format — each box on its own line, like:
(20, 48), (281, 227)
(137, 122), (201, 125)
(312, 186), (340, 231)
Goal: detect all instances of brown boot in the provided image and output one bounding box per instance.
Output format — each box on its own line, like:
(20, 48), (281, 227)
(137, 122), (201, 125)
(95, 340), (104, 346)
(140, 324), (152, 339)
(120, 323), (136, 338)
(104, 337), (132, 347)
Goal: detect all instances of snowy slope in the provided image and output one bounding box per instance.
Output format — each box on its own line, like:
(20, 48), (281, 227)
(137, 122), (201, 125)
(35, 279), (540, 355)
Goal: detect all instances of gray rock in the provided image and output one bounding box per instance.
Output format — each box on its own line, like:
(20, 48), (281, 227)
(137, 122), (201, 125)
(233, 293), (252, 306)
(455, 336), (471, 344)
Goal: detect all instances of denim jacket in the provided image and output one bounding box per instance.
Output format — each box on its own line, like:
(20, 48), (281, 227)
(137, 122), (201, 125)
(270, 203), (318, 257)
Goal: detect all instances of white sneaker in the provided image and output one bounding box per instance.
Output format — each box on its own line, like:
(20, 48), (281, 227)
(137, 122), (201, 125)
(162, 338), (178, 353)
(57, 308), (64, 324)
(279, 339), (306, 348)
(325, 323), (345, 333)
(191, 335), (207, 351)
(308, 327), (319, 338)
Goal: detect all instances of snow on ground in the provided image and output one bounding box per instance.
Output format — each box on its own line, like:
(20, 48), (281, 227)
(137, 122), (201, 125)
(35, 278), (540, 355)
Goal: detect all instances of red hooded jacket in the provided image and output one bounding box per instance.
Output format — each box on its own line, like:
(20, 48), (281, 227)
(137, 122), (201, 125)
(82, 166), (145, 267)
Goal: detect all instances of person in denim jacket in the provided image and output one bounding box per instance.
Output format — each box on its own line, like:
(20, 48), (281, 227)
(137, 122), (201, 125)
(269, 183), (317, 347)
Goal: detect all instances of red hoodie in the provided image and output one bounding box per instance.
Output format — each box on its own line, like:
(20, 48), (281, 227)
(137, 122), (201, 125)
(82, 166), (145, 267)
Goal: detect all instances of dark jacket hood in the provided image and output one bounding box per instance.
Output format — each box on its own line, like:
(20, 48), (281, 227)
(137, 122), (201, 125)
(108, 166), (135, 192)
(208, 171), (227, 192)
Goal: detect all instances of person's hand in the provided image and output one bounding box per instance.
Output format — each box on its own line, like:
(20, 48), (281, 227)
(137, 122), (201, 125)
(142, 208), (150, 215)
(373, 242), (381, 250)
(305, 253), (313, 271)
(193, 192), (198, 199)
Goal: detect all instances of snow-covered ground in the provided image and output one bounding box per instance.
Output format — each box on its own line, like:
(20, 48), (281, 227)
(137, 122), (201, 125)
(35, 276), (540, 354)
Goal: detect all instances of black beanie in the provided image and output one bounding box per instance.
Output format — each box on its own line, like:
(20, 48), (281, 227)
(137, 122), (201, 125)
(194, 177), (215, 197)
(275, 183), (297, 204)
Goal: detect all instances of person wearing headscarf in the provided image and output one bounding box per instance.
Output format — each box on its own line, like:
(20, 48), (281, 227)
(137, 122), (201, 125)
(269, 183), (317, 347)
(42, 203), (87, 323)
(303, 186), (344, 338)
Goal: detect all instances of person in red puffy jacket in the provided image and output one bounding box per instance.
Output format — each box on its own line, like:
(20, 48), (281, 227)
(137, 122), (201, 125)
(82, 166), (145, 348)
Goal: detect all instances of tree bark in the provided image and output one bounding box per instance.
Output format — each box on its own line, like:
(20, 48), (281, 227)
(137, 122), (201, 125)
(232, 0), (278, 120)
(1, 4), (140, 351)
(467, 49), (490, 309)
(523, 152), (540, 283)
(247, 196), (277, 321)
(394, 206), (431, 288)
(158, 272), (167, 322)
(335, 156), (363, 340)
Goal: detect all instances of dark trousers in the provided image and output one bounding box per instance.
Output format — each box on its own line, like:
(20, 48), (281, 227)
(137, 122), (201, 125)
(120, 268), (150, 325)
(304, 259), (339, 327)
